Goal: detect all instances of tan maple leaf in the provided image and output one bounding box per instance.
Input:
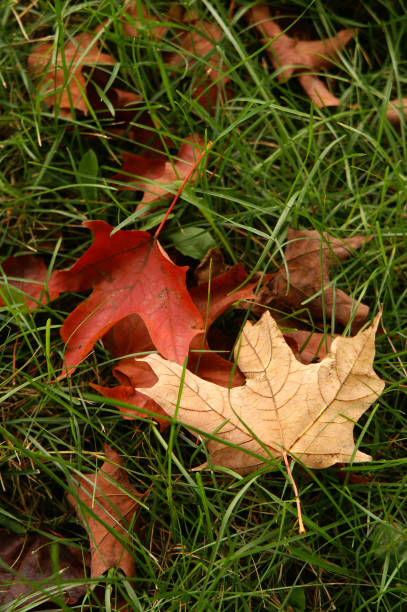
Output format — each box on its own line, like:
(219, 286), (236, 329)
(67, 446), (144, 577)
(137, 311), (384, 474)
(28, 33), (117, 117)
(248, 4), (354, 106)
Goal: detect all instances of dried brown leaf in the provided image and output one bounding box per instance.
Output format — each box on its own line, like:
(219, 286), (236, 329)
(248, 4), (354, 106)
(67, 446), (144, 577)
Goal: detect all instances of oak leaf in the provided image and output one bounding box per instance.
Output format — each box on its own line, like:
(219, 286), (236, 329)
(254, 228), (369, 330)
(28, 33), (116, 118)
(248, 4), (354, 107)
(48, 220), (204, 376)
(137, 311), (384, 474)
(67, 446), (143, 577)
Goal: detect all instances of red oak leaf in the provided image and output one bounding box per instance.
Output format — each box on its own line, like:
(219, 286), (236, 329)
(49, 220), (204, 376)
(0, 254), (60, 310)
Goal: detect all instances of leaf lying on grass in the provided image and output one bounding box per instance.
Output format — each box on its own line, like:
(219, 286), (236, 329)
(95, 262), (256, 425)
(67, 446), (144, 578)
(0, 529), (87, 607)
(28, 33), (117, 118)
(0, 254), (59, 310)
(385, 97), (407, 125)
(248, 4), (354, 106)
(49, 220), (204, 376)
(138, 310), (384, 474)
(111, 134), (206, 212)
(251, 228), (369, 330)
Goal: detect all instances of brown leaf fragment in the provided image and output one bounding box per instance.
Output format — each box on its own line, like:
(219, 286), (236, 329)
(385, 97), (407, 125)
(122, 2), (182, 39)
(194, 248), (229, 285)
(111, 134), (206, 212)
(257, 228), (369, 330)
(248, 4), (354, 106)
(0, 530), (87, 607)
(28, 33), (116, 118)
(283, 329), (336, 364)
(67, 446), (144, 577)
(138, 311), (384, 474)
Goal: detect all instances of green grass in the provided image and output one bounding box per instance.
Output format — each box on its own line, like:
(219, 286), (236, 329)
(0, 0), (406, 610)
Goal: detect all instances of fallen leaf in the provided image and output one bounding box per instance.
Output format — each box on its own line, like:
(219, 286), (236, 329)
(385, 97), (407, 125)
(248, 4), (354, 107)
(48, 220), (204, 376)
(0, 530), (87, 607)
(283, 329), (335, 364)
(94, 263), (256, 422)
(122, 2), (182, 39)
(28, 32), (116, 117)
(167, 19), (231, 110)
(194, 248), (228, 285)
(67, 446), (143, 577)
(137, 310), (384, 473)
(0, 255), (60, 310)
(254, 228), (369, 330)
(111, 134), (206, 212)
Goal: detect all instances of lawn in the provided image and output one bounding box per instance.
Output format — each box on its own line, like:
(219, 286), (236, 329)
(0, 1), (406, 610)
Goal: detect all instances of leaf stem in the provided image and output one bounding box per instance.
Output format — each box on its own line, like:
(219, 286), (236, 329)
(154, 142), (212, 240)
(283, 451), (305, 534)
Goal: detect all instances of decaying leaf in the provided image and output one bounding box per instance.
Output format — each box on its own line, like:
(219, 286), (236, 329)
(248, 4), (354, 106)
(385, 97), (407, 125)
(49, 220), (204, 376)
(138, 311), (384, 474)
(0, 255), (59, 310)
(122, 1), (182, 39)
(111, 134), (206, 212)
(167, 18), (231, 110)
(253, 228), (369, 330)
(0, 530), (87, 607)
(284, 329), (335, 364)
(28, 33), (117, 117)
(67, 446), (143, 577)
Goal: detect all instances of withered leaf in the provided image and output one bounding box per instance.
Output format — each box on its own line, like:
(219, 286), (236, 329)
(248, 4), (354, 107)
(0, 530), (87, 607)
(67, 446), (143, 578)
(111, 134), (206, 212)
(0, 255), (60, 310)
(138, 311), (384, 474)
(28, 33), (116, 117)
(385, 97), (407, 125)
(256, 228), (369, 330)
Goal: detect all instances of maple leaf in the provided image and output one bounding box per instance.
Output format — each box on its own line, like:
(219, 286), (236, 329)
(28, 33), (117, 118)
(248, 4), (354, 107)
(137, 311), (384, 474)
(0, 254), (60, 310)
(0, 529), (87, 607)
(111, 134), (206, 212)
(48, 220), (204, 376)
(93, 263), (256, 423)
(254, 228), (369, 330)
(67, 446), (144, 577)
